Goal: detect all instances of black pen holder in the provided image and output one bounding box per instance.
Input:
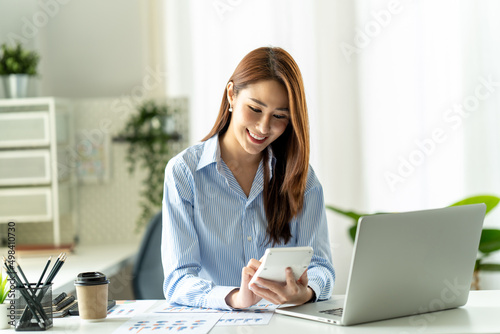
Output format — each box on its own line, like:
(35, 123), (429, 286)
(14, 284), (53, 331)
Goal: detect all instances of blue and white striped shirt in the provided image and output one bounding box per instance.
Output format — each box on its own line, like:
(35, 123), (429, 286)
(161, 135), (335, 309)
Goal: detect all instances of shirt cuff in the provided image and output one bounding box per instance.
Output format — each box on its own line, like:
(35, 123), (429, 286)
(308, 281), (321, 302)
(205, 286), (239, 310)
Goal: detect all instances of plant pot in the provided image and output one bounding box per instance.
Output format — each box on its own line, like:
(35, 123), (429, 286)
(1, 74), (30, 99)
(0, 303), (10, 329)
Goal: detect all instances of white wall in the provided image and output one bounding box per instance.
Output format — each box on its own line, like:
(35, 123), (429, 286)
(0, 0), (39, 98)
(39, 0), (148, 98)
(0, 0), (159, 99)
(0, 0), (38, 50)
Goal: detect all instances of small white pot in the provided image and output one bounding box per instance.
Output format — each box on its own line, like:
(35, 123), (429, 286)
(0, 303), (10, 329)
(1, 74), (30, 99)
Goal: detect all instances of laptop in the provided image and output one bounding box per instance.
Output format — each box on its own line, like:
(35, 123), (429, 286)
(276, 204), (486, 326)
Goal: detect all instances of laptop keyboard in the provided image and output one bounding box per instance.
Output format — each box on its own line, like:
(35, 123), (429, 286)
(319, 308), (343, 316)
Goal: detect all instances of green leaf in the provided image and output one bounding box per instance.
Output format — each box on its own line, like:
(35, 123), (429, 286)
(325, 205), (364, 221)
(478, 229), (500, 254)
(474, 258), (481, 271)
(0, 272), (10, 304)
(0, 42), (40, 75)
(348, 225), (357, 242)
(326, 206), (389, 242)
(450, 195), (500, 215)
(476, 263), (500, 272)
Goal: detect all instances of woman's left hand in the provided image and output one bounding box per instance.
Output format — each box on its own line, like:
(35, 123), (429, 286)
(249, 268), (314, 305)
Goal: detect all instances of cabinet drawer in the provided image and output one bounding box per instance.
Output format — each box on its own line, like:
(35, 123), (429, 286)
(0, 150), (51, 186)
(0, 187), (52, 222)
(0, 112), (50, 148)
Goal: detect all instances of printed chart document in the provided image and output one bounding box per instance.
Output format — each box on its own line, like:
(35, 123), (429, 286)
(107, 300), (157, 318)
(152, 301), (278, 326)
(112, 313), (222, 334)
(217, 310), (272, 326)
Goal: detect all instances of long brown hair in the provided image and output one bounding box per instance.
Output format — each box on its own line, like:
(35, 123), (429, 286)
(203, 47), (310, 245)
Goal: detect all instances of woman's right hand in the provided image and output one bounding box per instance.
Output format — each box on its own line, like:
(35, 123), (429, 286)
(225, 258), (263, 309)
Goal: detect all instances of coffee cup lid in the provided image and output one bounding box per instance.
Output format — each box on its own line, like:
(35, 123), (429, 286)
(74, 272), (110, 286)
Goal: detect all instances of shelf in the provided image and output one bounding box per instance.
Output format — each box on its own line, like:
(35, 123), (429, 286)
(112, 132), (181, 143)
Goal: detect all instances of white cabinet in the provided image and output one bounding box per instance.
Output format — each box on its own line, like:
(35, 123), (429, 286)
(0, 112), (50, 147)
(0, 97), (75, 246)
(0, 150), (51, 185)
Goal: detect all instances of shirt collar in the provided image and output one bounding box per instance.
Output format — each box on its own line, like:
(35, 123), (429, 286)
(196, 135), (219, 171)
(196, 134), (276, 176)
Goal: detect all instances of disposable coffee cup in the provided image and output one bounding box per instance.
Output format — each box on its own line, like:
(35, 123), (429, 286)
(74, 272), (110, 321)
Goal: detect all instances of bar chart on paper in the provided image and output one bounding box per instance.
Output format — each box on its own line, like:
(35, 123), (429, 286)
(217, 311), (271, 326)
(217, 303), (276, 326)
(107, 300), (157, 318)
(152, 301), (277, 326)
(112, 313), (222, 334)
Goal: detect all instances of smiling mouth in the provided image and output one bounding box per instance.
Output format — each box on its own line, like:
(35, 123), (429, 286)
(247, 130), (267, 142)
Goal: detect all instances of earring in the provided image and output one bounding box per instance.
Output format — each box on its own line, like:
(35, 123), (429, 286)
(229, 106), (233, 112)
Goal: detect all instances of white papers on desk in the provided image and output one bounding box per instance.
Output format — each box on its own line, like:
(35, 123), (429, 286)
(107, 300), (157, 318)
(112, 313), (222, 334)
(152, 301), (277, 326)
(217, 308), (274, 326)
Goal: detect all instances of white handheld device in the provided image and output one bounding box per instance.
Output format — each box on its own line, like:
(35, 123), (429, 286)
(248, 246), (313, 289)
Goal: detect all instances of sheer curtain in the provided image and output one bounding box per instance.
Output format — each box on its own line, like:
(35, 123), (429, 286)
(164, 0), (319, 162)
(355, 0), (500, 288)
(461, 1), (500, 288)
(163, 0), (500, 292)
(356, 0), (466, 211)
(353, 0), (500, 289)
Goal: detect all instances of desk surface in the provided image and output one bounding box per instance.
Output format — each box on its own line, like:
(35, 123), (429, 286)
(2, 290), (499, 333)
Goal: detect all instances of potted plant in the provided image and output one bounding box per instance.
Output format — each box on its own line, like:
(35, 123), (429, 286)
(116, 100), (181, 231)
(326, 195), (500, 290)
(0, 42), (40, 98)
(0, 270), (11, 329)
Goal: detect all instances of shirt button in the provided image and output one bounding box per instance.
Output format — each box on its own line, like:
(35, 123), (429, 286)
(247, 236), (252, 242)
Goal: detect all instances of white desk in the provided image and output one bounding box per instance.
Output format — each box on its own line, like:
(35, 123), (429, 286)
(13, 243), (138, 295)
(2, 290), (499, 333)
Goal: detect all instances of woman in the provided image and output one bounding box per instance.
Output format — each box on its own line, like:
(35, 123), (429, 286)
(161, 46), (335, 310)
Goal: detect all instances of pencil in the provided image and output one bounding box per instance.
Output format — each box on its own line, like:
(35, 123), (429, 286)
(45, 253), (66, 285)
(15, 261), (35, 295)
(44, 253), (63, 286)
(2, 259), (46, 328)
(4, 258), (50, 324)
(36, 253), (67, 303)
(35, 256), (52, 289)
